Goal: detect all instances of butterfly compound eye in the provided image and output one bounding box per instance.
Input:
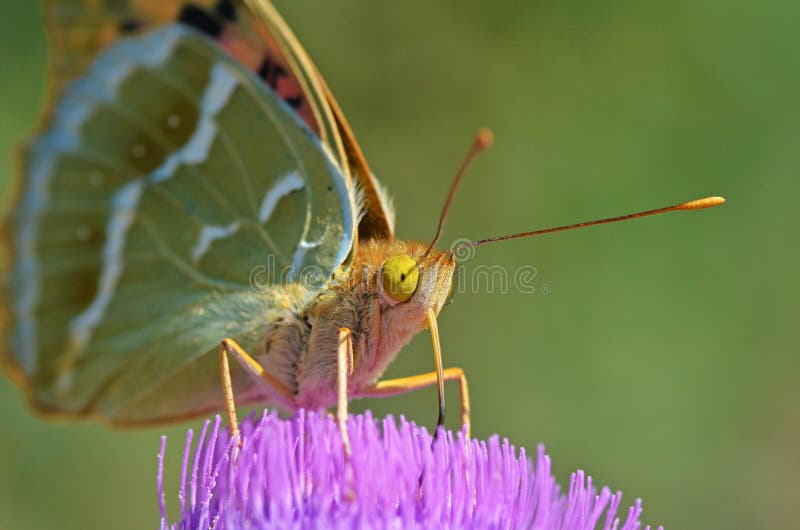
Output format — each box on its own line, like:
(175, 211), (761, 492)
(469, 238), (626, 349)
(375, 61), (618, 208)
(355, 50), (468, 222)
(381, 255), (419, 303)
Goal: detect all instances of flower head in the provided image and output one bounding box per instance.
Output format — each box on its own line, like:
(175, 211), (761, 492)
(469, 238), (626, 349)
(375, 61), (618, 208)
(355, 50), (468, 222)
(158, 410), (660, 529)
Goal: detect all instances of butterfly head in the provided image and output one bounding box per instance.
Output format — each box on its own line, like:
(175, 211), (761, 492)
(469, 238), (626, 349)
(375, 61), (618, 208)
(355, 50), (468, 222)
(353, 240), (456, 331)
(378, 243), (455, 312)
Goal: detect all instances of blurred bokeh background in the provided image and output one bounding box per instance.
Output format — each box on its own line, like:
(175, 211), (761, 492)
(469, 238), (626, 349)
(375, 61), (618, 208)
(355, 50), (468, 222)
(1, 1), (797, 528)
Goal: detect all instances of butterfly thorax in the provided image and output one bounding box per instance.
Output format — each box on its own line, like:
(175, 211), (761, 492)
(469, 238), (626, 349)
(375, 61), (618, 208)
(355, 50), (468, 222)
(255, 240), (456, 410)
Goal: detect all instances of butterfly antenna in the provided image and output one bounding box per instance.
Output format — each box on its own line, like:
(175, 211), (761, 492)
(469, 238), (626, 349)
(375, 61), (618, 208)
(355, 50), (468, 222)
(449, 196), (726, 253)
(419, 128), (494, 263)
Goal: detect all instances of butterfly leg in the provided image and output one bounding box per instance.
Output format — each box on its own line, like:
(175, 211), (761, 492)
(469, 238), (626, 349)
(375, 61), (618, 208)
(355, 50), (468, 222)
(356, 368), (471, 437)
(219, 338), (294, 442)
(337, 328), (354, 455)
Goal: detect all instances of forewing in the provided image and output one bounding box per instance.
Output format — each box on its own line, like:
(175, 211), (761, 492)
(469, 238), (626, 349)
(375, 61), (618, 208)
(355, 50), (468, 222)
(41, 0), (395, 239)
(36, 1), (216, 130)
(5, 26), (357, 423)
(244, 0), (395, 239)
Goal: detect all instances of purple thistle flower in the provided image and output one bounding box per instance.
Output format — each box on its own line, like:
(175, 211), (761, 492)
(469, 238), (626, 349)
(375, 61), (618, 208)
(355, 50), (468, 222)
(158, 410), (661, 530)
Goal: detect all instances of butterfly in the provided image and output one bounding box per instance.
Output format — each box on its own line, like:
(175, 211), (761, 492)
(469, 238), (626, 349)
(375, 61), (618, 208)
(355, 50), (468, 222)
(2, 0), (723, 452)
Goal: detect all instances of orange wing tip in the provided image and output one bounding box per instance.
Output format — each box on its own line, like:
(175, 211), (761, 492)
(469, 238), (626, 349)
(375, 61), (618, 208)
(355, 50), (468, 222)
(677, 196), (726, 210)
(475, 128), (494, 150)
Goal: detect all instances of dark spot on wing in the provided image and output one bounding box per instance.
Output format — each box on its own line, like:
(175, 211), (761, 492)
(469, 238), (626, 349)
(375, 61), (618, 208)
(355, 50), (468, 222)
(284, 95), (302, 109)
(178, 4), (222, 37)
(268, 64), (287, 88)
(258, 55), (274, 80)
(258, 57), (288, 90)
(119, 18), (143, 34)
(258, 55), (295, 106)
(215, 0), (237, 21)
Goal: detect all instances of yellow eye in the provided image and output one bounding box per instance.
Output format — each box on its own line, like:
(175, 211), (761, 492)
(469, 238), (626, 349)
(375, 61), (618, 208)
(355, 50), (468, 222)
(381, 254), (419, 303)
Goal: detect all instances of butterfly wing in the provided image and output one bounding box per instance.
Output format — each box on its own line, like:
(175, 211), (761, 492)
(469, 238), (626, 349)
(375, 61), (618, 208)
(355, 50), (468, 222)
(243, 0), (395, 240)
(75, 0), (396, 239)
(31, 1), (213, 131)
(4, 23), (358, 423)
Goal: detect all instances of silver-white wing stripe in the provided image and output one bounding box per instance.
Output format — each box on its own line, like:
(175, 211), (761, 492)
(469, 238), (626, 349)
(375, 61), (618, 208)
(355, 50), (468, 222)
(258, 170), (304, 222)
(150, 62), (239, 183)
(68, 180), (145, 356)
(191, 221), (241, 262)
(12, 28), (184, 371)
(289, 237), (323, 281)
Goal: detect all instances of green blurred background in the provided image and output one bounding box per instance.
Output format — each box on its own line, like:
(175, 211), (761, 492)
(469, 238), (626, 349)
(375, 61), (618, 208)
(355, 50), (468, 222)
(1, 1), (797, 528)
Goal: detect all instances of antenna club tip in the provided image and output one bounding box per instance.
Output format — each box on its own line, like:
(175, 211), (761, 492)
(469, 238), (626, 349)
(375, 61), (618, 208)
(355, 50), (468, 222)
(680, 196), (726, 210)
(475, 128), (494, 150)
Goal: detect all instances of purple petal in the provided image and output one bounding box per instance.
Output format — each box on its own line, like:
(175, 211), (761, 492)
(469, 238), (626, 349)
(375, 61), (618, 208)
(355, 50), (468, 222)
(158, 410), (659, 530)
